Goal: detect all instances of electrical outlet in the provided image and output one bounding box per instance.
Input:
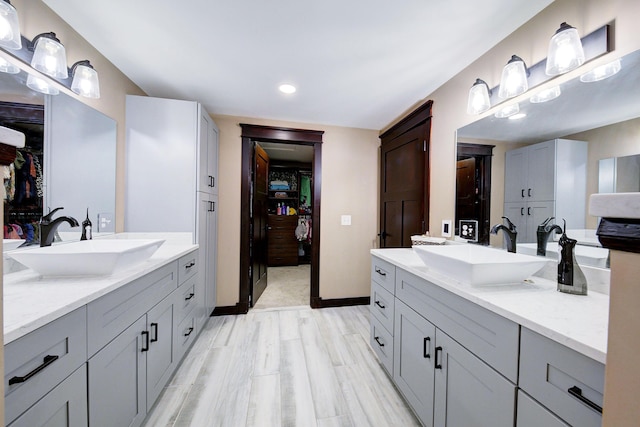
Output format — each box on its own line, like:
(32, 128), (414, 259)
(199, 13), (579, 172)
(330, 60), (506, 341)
(441, 219), (452, 237)
(341, 215), (351, 226)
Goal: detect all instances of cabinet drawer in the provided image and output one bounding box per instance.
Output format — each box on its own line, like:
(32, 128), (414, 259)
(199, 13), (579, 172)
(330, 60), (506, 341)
(178, 251), (198, 285)
(87, 261), (178, 356)
(176, 275), (197, 324)
(176, 314), (197, 362)
(8, 365), (88, 427)
(371, 256), (395, 294)
(269, 215), (298, 227)
(370, 281), (394, 334)
(517, 390), (569, 427)
(519, 328), (604, 427)
(370, 316), (393, 375)
(395, 268), (519, 382)
(4, 307), (87, 425)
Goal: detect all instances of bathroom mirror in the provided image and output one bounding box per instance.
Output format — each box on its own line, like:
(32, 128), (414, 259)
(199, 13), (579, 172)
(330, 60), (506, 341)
(456, 48), (640, 267)
(1, 50), (116, 251)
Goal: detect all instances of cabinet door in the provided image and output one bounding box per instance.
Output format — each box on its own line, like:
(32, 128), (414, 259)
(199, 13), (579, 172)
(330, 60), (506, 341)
(89, 316), (147, 427)
(197, 192), (217, 324)
(198, 112), (217, 194)
(433, 330), (515, 427)
(146, 295), (176, 409)
(526, 140), (556, 201)
(504, 147), (528, 203)
(394, 300), (436, 427)
(8, 366), (87, 427)
(517, 390), (569, 427)
(524, 201), (555, 244)
(503, 202), (527, 243)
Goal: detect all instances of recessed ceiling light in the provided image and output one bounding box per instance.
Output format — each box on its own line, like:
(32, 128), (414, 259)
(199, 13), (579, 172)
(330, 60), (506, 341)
(279, 84), (296, 94)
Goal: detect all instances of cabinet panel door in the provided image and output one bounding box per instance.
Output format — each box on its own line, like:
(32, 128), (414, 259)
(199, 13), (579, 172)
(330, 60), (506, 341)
(197, 192), (218, 320)
(527, 140), (556, 201)
(394, 299), (436, 427)
(433, 330), (515, 427)
(516, 390), (569, 427)
(89, 316), (147, 427)
(503, 202), (527, 243)
(8, 366), (87, 427)
(524, 201), (555, 244)
(504, 147), (528, 203)
(146, 295), (176, 409)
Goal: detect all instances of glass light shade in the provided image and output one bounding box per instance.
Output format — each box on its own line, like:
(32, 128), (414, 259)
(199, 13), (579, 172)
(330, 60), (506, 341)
(498, 55), (529, 99)
(0, 55), (19, 73)
(71, 61), (100, 98)
(546, 22), (585, 76)
(494, 103), (519, 119)
(580, 59), (622, 83)
(467, 79), (491, 115)
(26, 73), (59, 95)
(529, 85), (561, 103)
(30, 33), (68, 79)
(0, 0), (21, 50)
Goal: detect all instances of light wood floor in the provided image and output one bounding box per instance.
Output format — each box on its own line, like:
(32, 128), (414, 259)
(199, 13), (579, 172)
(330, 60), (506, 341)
(144, 305), (420, 426)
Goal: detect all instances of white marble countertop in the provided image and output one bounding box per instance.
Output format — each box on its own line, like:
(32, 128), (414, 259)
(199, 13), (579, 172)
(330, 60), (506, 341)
(4, 233), (197, 345)
(371, 248), (609, 364)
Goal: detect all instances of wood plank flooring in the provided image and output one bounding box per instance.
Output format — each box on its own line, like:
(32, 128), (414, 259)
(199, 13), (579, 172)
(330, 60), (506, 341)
(144, 305), (420, 427)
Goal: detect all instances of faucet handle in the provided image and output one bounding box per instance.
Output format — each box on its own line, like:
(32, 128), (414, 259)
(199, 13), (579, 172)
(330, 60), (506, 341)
(501, 216), (517, 232)
(539, 217), (554, 227)
(42, 207), (64, 223)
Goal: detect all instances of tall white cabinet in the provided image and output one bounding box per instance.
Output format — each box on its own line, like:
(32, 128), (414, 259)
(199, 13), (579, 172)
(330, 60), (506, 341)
(503, 138), (587, 242)
(125, 95), (219, 323)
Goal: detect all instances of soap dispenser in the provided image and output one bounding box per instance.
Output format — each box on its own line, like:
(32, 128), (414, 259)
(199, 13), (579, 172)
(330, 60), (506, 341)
(557, 219), (587, 295)
(81, 208), (92, 241)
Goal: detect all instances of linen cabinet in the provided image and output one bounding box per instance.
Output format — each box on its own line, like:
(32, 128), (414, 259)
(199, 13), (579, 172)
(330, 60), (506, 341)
(503, 138), (587, 242)
(125, 95), (219, 321)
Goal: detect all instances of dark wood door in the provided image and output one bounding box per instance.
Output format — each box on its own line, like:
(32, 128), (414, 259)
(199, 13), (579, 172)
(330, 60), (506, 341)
(380, 124), (430, 248)
(251, 143), (269, 306)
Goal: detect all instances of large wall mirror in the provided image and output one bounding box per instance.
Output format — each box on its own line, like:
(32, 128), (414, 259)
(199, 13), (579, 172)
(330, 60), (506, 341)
(1, 50), (116, 256)
(456, 48), (640, 269)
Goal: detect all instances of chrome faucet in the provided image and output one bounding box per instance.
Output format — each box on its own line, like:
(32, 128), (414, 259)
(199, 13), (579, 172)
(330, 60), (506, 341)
(536, 217), (563, 256)
(40, 207), (79, 247)
(490, 216), (518, 253)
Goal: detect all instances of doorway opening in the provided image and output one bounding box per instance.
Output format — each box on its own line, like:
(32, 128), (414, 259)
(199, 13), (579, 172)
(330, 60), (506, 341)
(455, 143), (494, 245)
(239, 124), (323, 313)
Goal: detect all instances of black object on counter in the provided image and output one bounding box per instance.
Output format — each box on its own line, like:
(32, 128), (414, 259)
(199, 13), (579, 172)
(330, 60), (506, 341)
(557, 219), (587, 295)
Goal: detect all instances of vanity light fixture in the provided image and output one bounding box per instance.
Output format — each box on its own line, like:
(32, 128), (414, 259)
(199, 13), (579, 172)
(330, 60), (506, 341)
(466, 78), (492, 115)
(529, 85), (561, 103)
(279, 83), (296, 94)
(498, 55), (530, 99)
(494, 103), (519, 119)
(545, 22), (585, 76)
(579, 59), (622, 83)
(29, 32), (68, 79)
(0, 0), (21, 50)
(71, 60), (100, 98)
(0, 54), (18, 73)
(26, 73), (59, 95)
(508, 112), (527, 120)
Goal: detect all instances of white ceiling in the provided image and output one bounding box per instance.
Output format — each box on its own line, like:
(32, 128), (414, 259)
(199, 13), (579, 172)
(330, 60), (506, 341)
(43, 0), (553, 130)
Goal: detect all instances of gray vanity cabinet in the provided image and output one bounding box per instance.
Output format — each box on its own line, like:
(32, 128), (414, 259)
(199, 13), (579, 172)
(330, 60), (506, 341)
(516, 391), (569, 427)
(125, 95), (219, 322)
(503, 138), (588, 243)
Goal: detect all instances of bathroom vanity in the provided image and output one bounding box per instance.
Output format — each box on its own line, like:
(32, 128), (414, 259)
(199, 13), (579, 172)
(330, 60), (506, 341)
(3, 234), (203, 427)
(370, 248), (608, 427)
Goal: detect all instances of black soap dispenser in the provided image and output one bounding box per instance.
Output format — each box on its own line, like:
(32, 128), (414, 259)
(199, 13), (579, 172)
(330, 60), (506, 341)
(81, 208), (92, 241)
(557, 219), (587, 295)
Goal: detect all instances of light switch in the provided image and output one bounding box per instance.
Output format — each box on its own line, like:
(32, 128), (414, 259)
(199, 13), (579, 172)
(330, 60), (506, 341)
(341, 215), (352, 226)
(441, 219), (452, 237)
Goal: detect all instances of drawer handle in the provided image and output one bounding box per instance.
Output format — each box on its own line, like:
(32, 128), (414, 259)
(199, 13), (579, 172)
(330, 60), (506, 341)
(374, 336), (385, 347)
(374, 300), (385, 309)
(184, 327), (194, 337)
(568, 386), (603, 414)
(423, 337), (431, 359)
(8, 355), (59, 386)
(434, 346), (443, 369)
(141, 331), (150, 352)
(375, 268), (386, 277)
(185, 292), (195, 301)
(185, 261), (196, 269)
(150, 322), (159, 343)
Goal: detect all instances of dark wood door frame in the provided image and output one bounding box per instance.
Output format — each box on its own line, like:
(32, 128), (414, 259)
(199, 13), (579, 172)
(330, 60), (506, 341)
(456, 143), (494, 245)
(228, 124), (323, 314)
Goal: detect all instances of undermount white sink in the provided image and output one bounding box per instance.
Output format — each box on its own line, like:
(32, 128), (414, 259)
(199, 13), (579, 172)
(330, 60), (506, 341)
(7, 239), (165, 277)
(518, 242), (609, 268)
(413, 244), (548, 285)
